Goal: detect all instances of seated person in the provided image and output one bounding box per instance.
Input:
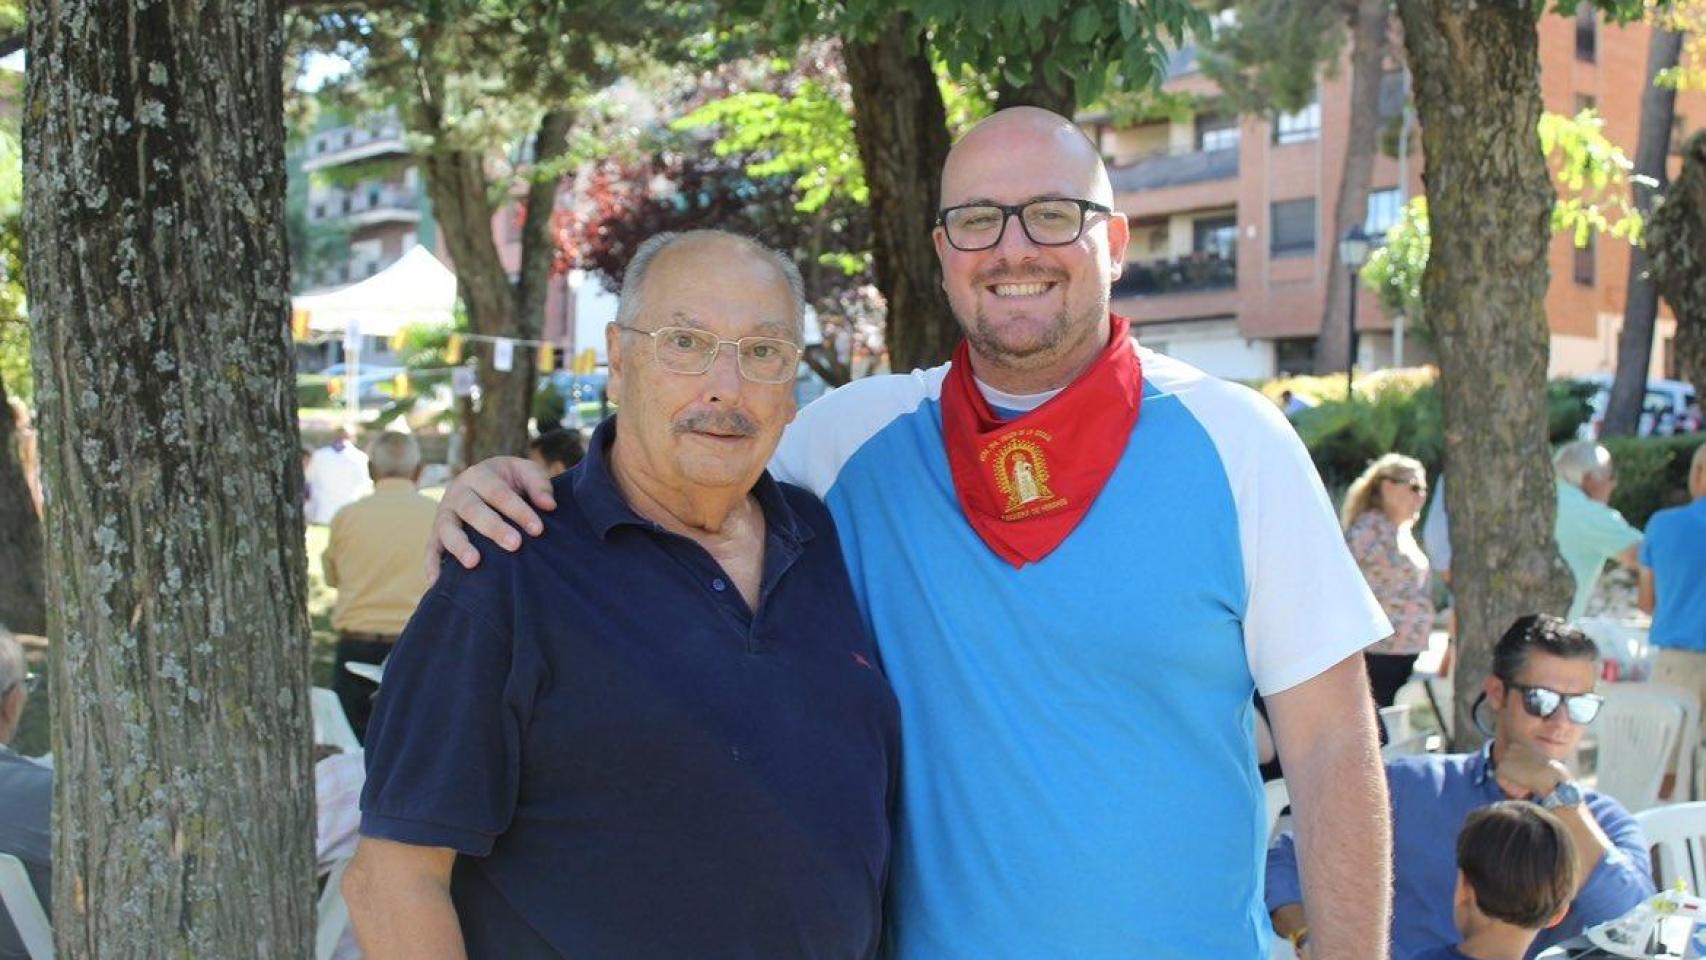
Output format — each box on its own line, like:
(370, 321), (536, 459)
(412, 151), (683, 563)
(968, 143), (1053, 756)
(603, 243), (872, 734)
(1411, 801), (1576, 960)
(0, 627), (50, 960)
(1268, 614), (1653, 959)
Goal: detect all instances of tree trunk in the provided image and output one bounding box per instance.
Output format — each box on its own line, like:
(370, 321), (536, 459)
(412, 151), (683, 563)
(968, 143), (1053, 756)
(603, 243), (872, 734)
(1604, 28), (1684, 436)
(843, 19), (959, 372)
(993, 41), (1078, 116)
(1396, 0), (1574, 751)
(1648, 130), (1706, 401)
(0, 369), (44, 634)
(1314, 0), (1389, 376)
(24, 2), (315, 956)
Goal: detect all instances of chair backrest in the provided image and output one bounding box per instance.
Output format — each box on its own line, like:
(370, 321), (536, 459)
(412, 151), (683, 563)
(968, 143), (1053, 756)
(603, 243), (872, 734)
(1381, 731), (1432, 761)
(1623, 682), (1702, 805)
(1263, 778), (1290, 841)
(1596, 686), (1687, 814)
(1635, 802), (1706, 895)
(311, 687), (360, 753)
(316, 857), (352, 960)
(1379, 704), (1413, 743)
(0, 853), (52, 960)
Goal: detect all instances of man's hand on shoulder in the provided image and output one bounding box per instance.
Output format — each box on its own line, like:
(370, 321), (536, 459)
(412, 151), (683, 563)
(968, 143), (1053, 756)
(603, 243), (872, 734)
(425, 456), (556, 585)
(1495, 740), (1570, 800)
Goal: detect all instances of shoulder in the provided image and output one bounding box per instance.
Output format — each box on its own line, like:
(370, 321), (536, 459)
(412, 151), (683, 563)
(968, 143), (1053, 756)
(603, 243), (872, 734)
(1138, 348), (1309, 468)
(773, 363), (951, 495)
(1384, 752), (1465, 794)
(1584, 788), (1641, 831)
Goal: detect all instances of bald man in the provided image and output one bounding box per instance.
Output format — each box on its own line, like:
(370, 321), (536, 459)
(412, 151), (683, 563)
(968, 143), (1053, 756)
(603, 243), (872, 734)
(430, 108), (1393, 960)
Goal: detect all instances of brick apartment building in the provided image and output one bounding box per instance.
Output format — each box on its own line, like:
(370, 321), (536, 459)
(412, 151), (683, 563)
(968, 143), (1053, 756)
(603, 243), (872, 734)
(1085, 10), (1705, 381)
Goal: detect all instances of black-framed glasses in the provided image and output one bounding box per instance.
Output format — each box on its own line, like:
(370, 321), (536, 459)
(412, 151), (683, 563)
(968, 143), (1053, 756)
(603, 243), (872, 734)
(936, 198), (1114, 251)
(1504, 681), (1604, 725)
(615, 324), (801, 385)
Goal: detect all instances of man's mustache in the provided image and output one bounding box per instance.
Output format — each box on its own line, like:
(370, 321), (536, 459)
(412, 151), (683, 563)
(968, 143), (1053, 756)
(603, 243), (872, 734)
(673, 411), (759, 437)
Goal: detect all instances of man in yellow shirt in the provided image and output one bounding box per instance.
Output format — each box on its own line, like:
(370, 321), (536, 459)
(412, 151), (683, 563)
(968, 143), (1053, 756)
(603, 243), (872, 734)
(324, 432), (438, 740)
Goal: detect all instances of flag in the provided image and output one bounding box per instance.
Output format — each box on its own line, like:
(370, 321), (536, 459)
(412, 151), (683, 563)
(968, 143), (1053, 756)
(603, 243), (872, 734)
(445, 335), (463, 364)
(539, 344), (556, 373)
(291, 309), (310, 342)
(493, 338), (514, 372)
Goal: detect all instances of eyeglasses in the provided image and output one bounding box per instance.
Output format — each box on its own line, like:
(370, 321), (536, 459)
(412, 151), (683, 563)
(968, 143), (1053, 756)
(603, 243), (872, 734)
(1503, 681), (1604, 725)
(616, 324), (801, 385)
(936, 198), (1114, 252)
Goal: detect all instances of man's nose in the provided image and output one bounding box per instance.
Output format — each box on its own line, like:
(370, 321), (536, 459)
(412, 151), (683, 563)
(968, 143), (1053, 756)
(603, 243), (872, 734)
(993, 211), (1041, 259)
(699, 342), (744, 402)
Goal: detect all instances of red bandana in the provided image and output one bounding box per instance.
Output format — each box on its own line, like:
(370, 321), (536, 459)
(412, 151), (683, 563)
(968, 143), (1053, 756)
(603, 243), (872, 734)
(940, 315), (1143, 568)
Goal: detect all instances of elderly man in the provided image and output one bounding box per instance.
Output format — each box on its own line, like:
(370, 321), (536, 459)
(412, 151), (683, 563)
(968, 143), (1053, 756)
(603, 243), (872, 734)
(322, 432), (438, 741)
(0, 627), (50, 959)
(1269, 615), (1653, 959)
(1641, 444), (1706, 740)
(1553, 440), (1643, 621)
(431, 109), (1391, 959)
(344, 231), (899, 960)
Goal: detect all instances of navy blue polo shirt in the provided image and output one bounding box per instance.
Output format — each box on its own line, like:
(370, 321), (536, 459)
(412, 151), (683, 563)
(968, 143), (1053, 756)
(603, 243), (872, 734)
(360, 416), (900, 960)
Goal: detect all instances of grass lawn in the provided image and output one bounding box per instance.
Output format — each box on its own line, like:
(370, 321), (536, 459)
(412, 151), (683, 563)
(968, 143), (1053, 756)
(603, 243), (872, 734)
(9, 504), (445, 757)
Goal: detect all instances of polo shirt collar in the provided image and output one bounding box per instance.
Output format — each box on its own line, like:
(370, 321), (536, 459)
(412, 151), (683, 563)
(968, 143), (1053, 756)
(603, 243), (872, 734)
(374, 477), (416, 494)
(1468, 739), (1496, 787)
(572, 415), (812, 548)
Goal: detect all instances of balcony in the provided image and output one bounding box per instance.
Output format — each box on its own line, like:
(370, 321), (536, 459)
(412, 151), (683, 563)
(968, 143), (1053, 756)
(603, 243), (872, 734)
(1112, 251), (1236, 299)
(310, 186), (422, 228)
(302, 123), (410, 173)
(1109, 146), (1239, 193)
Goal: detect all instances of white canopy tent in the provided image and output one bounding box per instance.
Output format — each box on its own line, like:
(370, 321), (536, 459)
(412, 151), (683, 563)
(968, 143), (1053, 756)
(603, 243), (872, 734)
(294, 245), (457, 425)
(294, 244), (458, 338)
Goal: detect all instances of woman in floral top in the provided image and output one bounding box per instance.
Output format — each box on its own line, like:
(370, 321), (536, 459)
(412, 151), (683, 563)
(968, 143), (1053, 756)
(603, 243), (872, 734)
(1341, 454), (1435, 709)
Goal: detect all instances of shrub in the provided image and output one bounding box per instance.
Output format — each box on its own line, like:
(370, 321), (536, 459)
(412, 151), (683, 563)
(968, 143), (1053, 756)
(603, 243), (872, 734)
(1603, 433), (1706, 528)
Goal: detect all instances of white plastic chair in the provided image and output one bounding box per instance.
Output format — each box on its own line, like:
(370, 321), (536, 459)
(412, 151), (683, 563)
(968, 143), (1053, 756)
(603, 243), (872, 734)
(1263, 778), (1290, 841)
(311, 687), (360, 753)
(1595, 685), (1687, 813)
(0, 853), (52, 959)
(1382, 730), (1432, 761)
(1379, 704), (1414, 742)
(1635, 802), (1706, 895)
(1631, 682), (1702, 804)
(317, 857), (353, 960)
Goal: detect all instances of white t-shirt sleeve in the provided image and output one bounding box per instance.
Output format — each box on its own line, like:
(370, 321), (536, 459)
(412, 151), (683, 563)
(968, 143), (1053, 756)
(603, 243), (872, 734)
(770, 366), (948, 497)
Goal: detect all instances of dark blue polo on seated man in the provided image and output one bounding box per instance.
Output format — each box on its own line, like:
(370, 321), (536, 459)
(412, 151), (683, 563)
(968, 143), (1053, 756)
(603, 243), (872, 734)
(359, 421), (898, 958)
(348, 230), (900, 960)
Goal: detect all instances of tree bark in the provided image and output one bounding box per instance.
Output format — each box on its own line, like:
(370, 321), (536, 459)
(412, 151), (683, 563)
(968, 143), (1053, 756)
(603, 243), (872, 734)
(0, 368), (44, 635)
(1396, 0), (1574, 750)
(24, 1), (316, 956)
(1648, 130), (1706, 401)
(411, 44), (569, 460)
(1604, 28), (1684, 436)
(1314, 0), (1389, 376)
(843, 19), (959, 372)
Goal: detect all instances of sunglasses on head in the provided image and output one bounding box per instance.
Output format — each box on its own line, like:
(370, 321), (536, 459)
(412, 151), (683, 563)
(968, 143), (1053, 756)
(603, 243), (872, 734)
(1503, 680), (1604, 725)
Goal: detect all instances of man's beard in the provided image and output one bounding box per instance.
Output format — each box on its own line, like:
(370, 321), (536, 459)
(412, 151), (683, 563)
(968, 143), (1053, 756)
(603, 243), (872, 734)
(963, 294), (1107, 370)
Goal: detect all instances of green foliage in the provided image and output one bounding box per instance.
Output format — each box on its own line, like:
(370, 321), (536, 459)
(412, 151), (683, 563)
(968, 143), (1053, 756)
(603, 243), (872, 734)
(1603, 433), (1706, 528)
(1361, 111), (1644, 331)
(675, 81), (866, 212)
(1198, 0), (1347, 116)
(1271, 370), (1593, 494)
(0, 99), (27, 401)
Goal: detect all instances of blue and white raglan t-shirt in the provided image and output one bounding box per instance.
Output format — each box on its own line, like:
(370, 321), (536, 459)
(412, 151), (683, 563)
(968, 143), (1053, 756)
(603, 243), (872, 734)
(770, 344), (1390, 960)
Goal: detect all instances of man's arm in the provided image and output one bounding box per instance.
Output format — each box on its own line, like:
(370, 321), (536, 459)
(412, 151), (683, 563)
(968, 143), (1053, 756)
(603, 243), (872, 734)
(1616, 542), (1641, 571)
(425, 457), (555, 584)
(322, 514), (344, 588)
(1266, 654), (1392, 960)
(1638, 566), (1656, 615)
(343, 837), (465, 960)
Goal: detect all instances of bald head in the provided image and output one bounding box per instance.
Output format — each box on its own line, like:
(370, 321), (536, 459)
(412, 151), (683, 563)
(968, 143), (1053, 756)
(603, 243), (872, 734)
(941, 107), (1113, 208)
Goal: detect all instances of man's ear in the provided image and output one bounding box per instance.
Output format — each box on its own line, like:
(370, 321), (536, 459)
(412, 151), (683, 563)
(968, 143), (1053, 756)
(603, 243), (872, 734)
(1542, 901), (1572, 929)
(1105, 211), (1130, 278)
(1485, 674), (1507, 711)
(606, 322), (624, 405)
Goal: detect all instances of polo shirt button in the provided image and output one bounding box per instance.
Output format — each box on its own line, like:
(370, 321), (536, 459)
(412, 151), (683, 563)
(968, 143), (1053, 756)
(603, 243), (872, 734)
(730, 746), (744, 761)
(711, 578), (727, 592)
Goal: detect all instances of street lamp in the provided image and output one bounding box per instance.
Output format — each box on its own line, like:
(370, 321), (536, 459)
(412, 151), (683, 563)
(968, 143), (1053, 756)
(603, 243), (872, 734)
(1339, 225), (1371, 398)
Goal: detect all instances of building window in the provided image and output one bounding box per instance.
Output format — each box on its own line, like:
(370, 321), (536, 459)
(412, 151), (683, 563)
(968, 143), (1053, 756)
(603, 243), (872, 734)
(1196, 115), (1240, 153)
(1574, 93), (1597, 117)
(1274, 100), (1321, 145)
(368, 186), (382, 208)
(1192, 215), (1237, 259)
(1573, 235), (1596, 286)
(311, 204), (325, 221)
(340, 195), (352, 215)
(314, 137), (327, 155)
(1274, 337), (1317, 376)
(1270, 198), (1317, 257)
(1673, 114), (1690, 155)
(1378, 70), (1408, 121)
(1364, 188), (1403, 238)
(342, 130), (354, 147)
(1576, 7), (1596, 63)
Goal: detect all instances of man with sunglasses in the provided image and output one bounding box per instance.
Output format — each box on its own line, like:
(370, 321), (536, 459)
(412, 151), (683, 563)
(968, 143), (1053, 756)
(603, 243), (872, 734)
(1268, 614), (1653, 959)
(0, 626), (52, 959)
(428, 108), (1392, 959)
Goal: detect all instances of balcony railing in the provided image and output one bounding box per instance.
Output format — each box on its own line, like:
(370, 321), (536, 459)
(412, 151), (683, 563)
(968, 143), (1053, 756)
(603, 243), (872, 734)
(1109, 145), (1239, 193)
(310, 186), (422, 225)
(1111, 252), (1236, 298)
(302, 123), (410, 171)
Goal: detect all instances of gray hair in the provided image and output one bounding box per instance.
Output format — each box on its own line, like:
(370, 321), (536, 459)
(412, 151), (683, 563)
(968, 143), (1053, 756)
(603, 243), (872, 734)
(615, 230), (807, 340)
(1554, 440), (1613, 488)
(0, 626), (22, 696)
(367, 432), (422, 480)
